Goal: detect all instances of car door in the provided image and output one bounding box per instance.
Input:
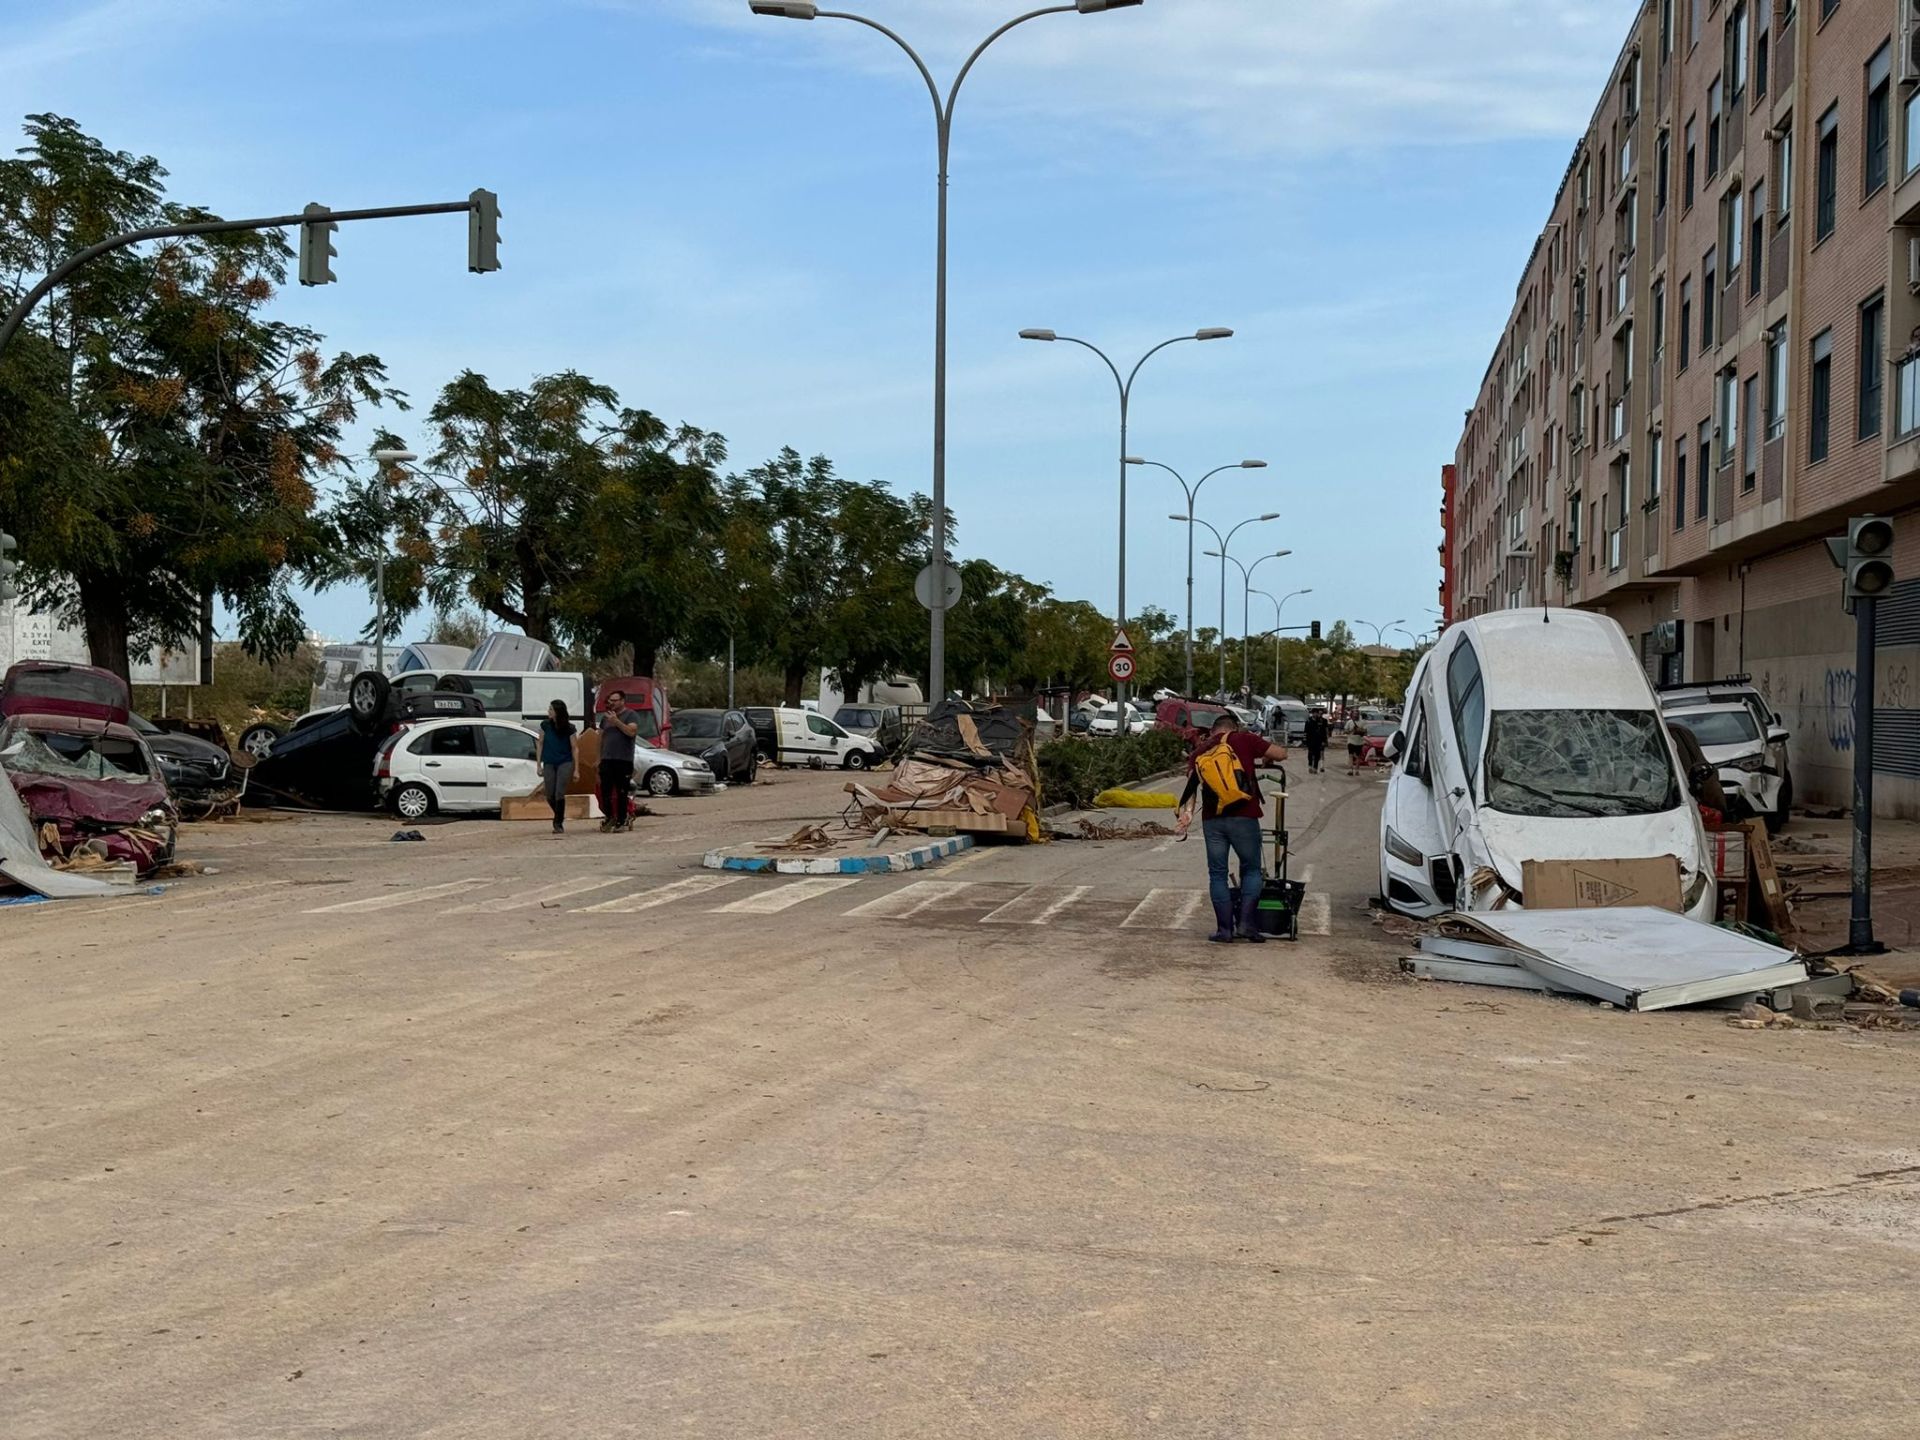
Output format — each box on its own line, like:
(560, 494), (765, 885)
(1381, 694), (1448, 914)
(805, 712), (846, 759)
(419, 724), (489, 810)
(480, 723), (540, 805)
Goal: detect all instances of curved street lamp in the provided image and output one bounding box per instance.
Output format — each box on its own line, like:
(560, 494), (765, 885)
(1252, 586), (1314, 695)
(1127, 456), (1265, 695)
(1182, 511), (1277, 694)
(1021, 329), (1234, 701)
(754, 0), (1145, 699)
(1209, 548), (1292, 694)
(1354, 618), (1406, 647)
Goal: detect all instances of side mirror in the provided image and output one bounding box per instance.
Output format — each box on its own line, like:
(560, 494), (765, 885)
(1384, 729), (1405, 761)
(1768, 726), (1790, 743)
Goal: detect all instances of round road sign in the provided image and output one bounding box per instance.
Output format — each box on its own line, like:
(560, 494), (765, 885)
(1108, 652), (1136, 683)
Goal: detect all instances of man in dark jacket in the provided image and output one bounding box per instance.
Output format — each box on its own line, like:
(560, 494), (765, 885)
(1303, 707), (1331, 774)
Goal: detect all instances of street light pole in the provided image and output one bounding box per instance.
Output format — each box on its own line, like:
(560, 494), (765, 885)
(1253, 587), (1313, 693)
(756, 0), (1145, 705)
(1129, 457), (1266, 695)
(1187, 512), (1277, 696)
(370, 448), (417, 674)
(1354, 618), (1407, 647)
(1241, 551), (1293, 694)
(1021, 330), (1234, 704)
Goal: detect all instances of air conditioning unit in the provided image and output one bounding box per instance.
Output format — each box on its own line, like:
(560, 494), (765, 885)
(1904, 0), (1920, 88)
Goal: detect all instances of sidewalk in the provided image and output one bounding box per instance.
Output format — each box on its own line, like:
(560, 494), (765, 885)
(1776, 808), (1920, 981)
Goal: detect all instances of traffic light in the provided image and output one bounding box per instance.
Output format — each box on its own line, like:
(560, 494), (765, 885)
(1309, 620), (1322, 642)
(0, 529), (17, 603)
(1848, 516), (1895, 602)
(468, 188), (500, 273)
(298, 202), (337, 286)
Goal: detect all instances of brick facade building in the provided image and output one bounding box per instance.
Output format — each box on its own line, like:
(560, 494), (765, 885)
(1451, 0), (1920, 815)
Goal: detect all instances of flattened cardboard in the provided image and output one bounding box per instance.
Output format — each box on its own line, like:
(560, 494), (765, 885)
(1521, 855), (1683, 913)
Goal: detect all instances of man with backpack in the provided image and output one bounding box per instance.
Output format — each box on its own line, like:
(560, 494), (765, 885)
(1175, 713), (1289, 943)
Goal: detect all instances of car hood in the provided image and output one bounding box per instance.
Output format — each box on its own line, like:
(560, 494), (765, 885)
(143, 729), (229, 764)
(1476, 804), (1706, 893)
(1698, 739), (1766, 765)
(640, 744), (703, 770)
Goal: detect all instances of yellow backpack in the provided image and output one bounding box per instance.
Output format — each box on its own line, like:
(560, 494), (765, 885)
(1195, 737), (1253, 808)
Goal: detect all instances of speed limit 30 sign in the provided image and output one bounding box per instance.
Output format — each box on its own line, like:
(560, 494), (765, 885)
(1108, 652), (1136, 683)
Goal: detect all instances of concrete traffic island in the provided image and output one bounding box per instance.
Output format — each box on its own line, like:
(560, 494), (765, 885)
(703, 831), (974, 875)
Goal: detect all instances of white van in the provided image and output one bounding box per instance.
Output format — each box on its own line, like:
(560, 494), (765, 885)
(392, 669), (589, 731)
(772, 708), (884, 770)
(1378, 609), (1714, 922)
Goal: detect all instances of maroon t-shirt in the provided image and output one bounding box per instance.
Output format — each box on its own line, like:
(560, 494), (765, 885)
(1186, 730), (1269, 821)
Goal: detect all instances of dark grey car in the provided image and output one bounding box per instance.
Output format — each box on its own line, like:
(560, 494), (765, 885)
(832, 704), (904, 755)
(668, 709), (757, 784)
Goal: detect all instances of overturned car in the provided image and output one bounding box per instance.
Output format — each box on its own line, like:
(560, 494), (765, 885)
(1377, 610), (1715, 922)
(0, 661), (177, 875)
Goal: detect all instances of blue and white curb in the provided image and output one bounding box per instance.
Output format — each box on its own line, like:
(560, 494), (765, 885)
(704, 834), (974, 875)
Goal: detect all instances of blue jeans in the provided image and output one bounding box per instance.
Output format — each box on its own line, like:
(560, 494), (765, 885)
(1202, 815), (1264, 915)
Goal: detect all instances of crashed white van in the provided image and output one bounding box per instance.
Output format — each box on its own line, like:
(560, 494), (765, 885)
(1378, 609), (1715, 922)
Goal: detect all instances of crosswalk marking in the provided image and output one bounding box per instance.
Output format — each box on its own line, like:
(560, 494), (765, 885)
(981, 884), (1090, 925)
(578, 874), (742, 913)
(1120, 888), (1206, 930)
(447, 875), (626, 913)
(844, 880), (973, 920)
(712, 876), (860, 914)
(305, 878), (488, 914)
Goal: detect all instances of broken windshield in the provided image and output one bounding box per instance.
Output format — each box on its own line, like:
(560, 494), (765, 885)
(0, 726), (152, 782)
(1483, 709), (1680, 819)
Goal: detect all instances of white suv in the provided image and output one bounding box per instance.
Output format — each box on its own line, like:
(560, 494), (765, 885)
(1657, 678), (1792, 828)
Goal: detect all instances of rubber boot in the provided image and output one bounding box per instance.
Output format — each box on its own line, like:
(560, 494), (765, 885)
(1207, 895), (1235, 944)
(1238, 887), (1267, 943)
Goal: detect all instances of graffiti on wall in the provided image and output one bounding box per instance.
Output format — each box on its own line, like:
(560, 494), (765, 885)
(1825, 668), (1855, 751)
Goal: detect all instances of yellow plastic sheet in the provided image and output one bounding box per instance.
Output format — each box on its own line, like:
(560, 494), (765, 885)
(1092, 788), (1178, 809)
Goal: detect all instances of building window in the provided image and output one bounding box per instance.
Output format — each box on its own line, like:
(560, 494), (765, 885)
(1719, 366), (1739, 467)
(1866, 44), (1892, 197)
(1777, 122), (1793, 223)
(1649, 430), (1663, 504)
(1702, 248), (1717, 350)
(1859, 293), (1885, 439)
(1691, 0), (1704, 49)
(1742, 374), (1759, 490)
(1696, 422), (1711, 518)
(1816, 104), (1839, 240)
(1766, 320), (1789, 440)
(1651, 278), (1666, 363)
(1755, 2), (1770, 102)
(1675, 442), (1688, 530)
(1749, 179), (1766, 298)
(1662, 0), (1675, 55)
(1685, 116), (1699, 208)
(1656, 130), (1671, 213)
(1907, 92), (1920, 180)
(1726, 4), (1749, 103)
(1820, 0), (1838, 20)
(1708, 77), (1724, 177)
(1679, 277), (1693, 369)
(1810, 328), (1834, 462)
(1723, 187), (1745, 274)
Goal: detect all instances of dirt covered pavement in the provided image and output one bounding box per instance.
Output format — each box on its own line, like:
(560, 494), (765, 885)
(4, 765), (1920, 1438)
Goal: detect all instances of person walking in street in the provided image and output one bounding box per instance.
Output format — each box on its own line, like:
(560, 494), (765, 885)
(538, 699), (578, 835)
(1345, 714), (1367, 774)
(598, 689), (642, 832)
(1303, 706), (1330, 775)
(1175, 713), (1288, 943)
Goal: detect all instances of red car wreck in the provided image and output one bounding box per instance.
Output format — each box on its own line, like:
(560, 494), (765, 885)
(0, 661), (178, 875)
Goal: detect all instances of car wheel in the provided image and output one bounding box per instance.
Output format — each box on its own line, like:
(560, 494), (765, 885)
(348, 671), (392, 734)
(843, 750), (870, 771)
(237, 723), (283, 760)
(436, 673), (473, 695)
(741, 752), (757, 785)
(645, 767), (678, 797)
(391, 782), (435, 821)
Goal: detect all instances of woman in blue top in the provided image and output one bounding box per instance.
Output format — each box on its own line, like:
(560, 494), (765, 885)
(538, 700), (579, 834)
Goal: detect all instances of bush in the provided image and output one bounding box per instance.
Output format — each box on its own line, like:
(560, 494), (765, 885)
(1037, 729), (1187, 810)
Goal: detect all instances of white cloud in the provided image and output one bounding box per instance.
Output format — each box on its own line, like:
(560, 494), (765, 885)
(654, 0), (1644, 155)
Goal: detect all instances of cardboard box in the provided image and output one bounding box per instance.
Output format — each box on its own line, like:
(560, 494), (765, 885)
(1521, 856), (1683, 913)
(501, 793), (604, 822)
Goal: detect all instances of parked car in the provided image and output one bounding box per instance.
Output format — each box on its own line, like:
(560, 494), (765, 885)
(668, 709), (758, 784)
(1377, 609), (1715, 922)
(130, 713), (237, 813)
(375, 717), (544, 819)
(1154, 698), (1237, 746)
(832, 704), (906, 754)
(1657, 676), (1792, 825)
(1088, 702), (1153, 737)
(1271, 698), (1310, 744)
(1663, 700), (1789, 830)
(255, 669), (589, 760)
(465, 632), (557, 672)
(742, 706), (780, 761)
(630, 735), (718, 797)
(1067, 708), (1094, 735)
(0, 661), (177, 873)
(757, 708), (885, 769)
(1359, 720), (1399, 765)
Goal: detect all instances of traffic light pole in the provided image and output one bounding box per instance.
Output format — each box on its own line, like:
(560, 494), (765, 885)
(0, 197), (489, 363)
(1847, 594), (1884, 954)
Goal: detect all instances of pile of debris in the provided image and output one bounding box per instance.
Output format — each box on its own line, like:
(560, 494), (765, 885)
(845, 699), (1043, 842)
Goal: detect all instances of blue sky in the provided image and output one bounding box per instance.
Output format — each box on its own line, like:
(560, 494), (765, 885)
(4, 0), (1639, 655)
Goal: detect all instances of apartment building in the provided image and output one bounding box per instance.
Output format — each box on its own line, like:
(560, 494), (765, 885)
(1449, 0), (1920, 815)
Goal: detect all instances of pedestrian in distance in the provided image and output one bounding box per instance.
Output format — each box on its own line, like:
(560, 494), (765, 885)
(1345, 714), (1367, 774)
(537, 699), (578, 835)
(1175, 713), (1289, 943)
(598, 689), (642, 833)
(1303, 706), (1330, 775)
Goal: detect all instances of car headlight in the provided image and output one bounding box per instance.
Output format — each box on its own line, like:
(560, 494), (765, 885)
(139, 805), (174, 829)
(1728, 753), (1768, 773)
(1383, 825), (1425, 867)
(1683, 867), (1711, 913)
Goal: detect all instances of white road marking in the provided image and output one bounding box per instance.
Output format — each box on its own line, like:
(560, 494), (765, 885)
(1120, 888), (1206, 931)
(304, 878), (488, 914)
(845, 880), (973, 920)
(578, 875), (742, 913)
(446, 875), (628, 913)
(1298, 893), (1332, 936)
(712, 877), (861, 914)
(980, 884), (1090, 926)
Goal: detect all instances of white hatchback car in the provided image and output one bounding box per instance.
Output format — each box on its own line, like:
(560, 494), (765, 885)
(376, 717), (543, 819)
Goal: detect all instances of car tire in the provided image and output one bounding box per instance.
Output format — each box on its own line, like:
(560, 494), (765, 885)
(237, 723), (283, 760)
(436, 674), (474, 695)
(347, 671), (392, 734)
(391, 782), (435, 821)
(644, 766), (678, 798)
(740, 752), (757, 785)
(842, 750), (870, 771)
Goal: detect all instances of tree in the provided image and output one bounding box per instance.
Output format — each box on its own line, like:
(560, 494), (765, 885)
(0, 114), (398, 678)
